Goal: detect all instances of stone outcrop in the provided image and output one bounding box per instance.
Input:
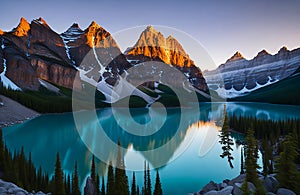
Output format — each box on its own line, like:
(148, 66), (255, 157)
(0, 179), (48, 195)
(83, 177), (97, 195)
(194, 174), (297, 195)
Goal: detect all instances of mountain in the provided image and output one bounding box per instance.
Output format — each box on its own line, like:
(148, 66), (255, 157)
(0, 17), (79, 90)
(232, 65), (300, 105)
(0, 19), (211, 110)
(125, 26), (208, 92)
(204, 47), (300, 99)
(60, 21), (131, 85)
(0, 17), (134, 92)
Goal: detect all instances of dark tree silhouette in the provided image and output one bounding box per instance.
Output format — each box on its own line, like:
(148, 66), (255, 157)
(275, 134), (300, 194)
(143, 161), (147, 195)
(72, 161), (81, 195)
(106, 161), (115, 195)
(146, 163), (151, 195)
(91, 155), (96, 183)
(131, 172), (137, 195)
(115, 140), (129, 195)
(243, 128), (265, 194)
(153, 171), (162, 195)
(101, 176), (105, 195)
(240, 146), (245, 174)
(54, 153), (65, 195)
(219, 105), (234, 168)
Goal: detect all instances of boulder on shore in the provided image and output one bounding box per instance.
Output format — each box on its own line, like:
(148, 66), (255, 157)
(84, 177), (97, 195)
(200, 181), (218, 194)
(0, 179), (48, 195)
(233, 182), (256, 195)
(277, 188), (296, 195)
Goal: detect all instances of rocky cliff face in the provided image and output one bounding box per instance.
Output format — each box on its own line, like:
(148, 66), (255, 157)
(125, 26), (208, 92)
(0, 17), (79, 90)
(204, 47), (300, 98)
(60, 21), (131, 86)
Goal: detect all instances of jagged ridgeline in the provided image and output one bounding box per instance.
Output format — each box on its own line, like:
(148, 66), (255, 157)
(0, 18), (210, 112)
(204, 47), (300, 105)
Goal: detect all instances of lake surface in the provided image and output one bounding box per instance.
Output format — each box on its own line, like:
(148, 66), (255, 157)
(2, 102), (300, 194)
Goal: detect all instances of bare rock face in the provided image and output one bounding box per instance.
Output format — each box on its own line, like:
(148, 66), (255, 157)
(1, 30), (39, 90)
(126, 26), (208, 92)
(31, 58), (79, 89)
(61, 21), (131, 86)
(12, 17), (31, 37)
(0, 17), (81, 90)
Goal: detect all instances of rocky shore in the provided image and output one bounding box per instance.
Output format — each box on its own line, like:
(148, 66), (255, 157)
(0, 95), (39, 128)
(191, 174), (296, 195)
(0, 179), (48, 195)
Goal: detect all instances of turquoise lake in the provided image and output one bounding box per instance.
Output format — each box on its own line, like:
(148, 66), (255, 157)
(3, 102), (300, 194)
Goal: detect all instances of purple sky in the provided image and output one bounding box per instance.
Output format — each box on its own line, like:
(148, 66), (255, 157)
(1, 0), (300, 67)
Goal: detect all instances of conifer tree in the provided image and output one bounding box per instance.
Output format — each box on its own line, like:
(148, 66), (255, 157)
(96, 174), (100, 195)
(153, 171), (162, 195)
(243, 128), (265, 194)
(131, 172), (137, 195)
(146, 163), (151, 195)
(262, 137), (273, 176)
(91, 155), (96, 183)
(72, 161), (80, 195)
(66, 174), (71, 195)
(275, 134), (300, 194)
(64, 173), (67, 194)
(143, 161), (147, 195)
(101, 176), (105, 195)
(106, 161), (115, 195)
(115, 141), (129, 195)
(219, 105), (234, 168)
(240, 147), (244, 174)
(54, 153), (65, 195)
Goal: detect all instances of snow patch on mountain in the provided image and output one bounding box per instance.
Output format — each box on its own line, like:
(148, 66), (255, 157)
(204, 47), (300, 99)
(213, 76), (279, 99)
(38, 79), (60, 93)
(0, 58), (21, 90)
(60, 35), (76, 65)
(1, 38), (5, 49)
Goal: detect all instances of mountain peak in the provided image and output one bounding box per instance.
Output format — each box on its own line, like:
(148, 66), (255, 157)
(226, 51), (245, 63)
(126, 27), (194, 67)
(256, 49), (270, 58)
(70, 23), (80, 29)
(89, 21), (100, 28)
(145, 25), (158, 33)
(32, 17), (50, 28)
(279, 46), (289, 53)
(65, 23), (83, 32)
(12, 17), (30, 36)
(62, 22), (84, 37)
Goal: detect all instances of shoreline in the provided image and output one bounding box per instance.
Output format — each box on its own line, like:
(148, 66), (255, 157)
(0, 95), (40, 128)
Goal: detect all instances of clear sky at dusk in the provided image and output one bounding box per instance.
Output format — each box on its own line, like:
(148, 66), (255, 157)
(1, 0), (300, 68)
